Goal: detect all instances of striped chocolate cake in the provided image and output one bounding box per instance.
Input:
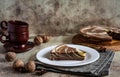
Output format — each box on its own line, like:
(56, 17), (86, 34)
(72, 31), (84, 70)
(50, 44), (86, 60)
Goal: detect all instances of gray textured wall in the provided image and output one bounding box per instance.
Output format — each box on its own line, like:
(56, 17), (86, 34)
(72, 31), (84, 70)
(0, 0), (120, 35)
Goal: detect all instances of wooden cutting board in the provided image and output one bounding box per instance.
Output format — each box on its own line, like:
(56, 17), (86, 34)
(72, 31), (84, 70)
(72, 34), (120, 51)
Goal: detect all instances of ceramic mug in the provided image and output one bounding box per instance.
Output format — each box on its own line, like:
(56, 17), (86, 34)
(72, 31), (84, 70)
(0, 20), (29, 49)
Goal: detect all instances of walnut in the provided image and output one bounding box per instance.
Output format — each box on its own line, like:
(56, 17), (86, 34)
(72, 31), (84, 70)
(13, 59), (25, 72)
(40, 35), (50, 43)
(5, 52), (16, 62)
(34, 36), (43, 45)
(25, 61), (36, 72)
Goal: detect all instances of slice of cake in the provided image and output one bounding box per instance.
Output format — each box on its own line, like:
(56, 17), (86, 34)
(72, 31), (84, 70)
(50, 44), (86, 60)
(107, 27), (120, 40)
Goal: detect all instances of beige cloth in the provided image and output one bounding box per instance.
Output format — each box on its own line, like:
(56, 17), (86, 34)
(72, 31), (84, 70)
(0, 35), (120, 77)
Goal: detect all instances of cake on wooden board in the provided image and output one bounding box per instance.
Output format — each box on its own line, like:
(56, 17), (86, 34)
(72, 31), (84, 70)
(79, 26), (112, 43)
(72, 26), (120, 51)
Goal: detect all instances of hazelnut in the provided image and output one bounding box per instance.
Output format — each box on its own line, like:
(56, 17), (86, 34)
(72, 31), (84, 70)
(34, 36), (43, 45)
(25, 61), (36, 72)
(5, 52), (16, 62)
(41, 35), (50, 43)
(13, 59), (25, 72)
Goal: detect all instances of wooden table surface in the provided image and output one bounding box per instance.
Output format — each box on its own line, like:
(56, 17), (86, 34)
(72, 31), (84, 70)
(0, 35), (120, 77)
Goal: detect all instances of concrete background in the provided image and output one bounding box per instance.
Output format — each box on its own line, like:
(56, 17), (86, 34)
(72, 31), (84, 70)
(0, 0), (120, 35)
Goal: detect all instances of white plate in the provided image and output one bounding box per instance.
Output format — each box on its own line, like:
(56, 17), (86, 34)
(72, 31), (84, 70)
(36, 44), (100, 67)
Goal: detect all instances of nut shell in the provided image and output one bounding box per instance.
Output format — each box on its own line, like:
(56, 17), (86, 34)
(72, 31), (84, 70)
(25, 61), (36, 72)
(41, 35), (50, 43)
(34, 36), (43, 45)
(13, 59), (25, 71)
(5, 52), (16, 62)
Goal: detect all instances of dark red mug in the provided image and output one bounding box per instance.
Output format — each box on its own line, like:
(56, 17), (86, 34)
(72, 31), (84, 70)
(0, 20), (29, 49)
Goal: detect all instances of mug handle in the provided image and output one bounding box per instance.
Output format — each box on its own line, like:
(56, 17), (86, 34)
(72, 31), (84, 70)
(0, 21), (8, 30)
(0, 21), (8, 43)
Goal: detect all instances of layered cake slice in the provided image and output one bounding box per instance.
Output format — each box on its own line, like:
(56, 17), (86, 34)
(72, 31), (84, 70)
(79, 26), (112, 43)
(50, 44), (86, 60)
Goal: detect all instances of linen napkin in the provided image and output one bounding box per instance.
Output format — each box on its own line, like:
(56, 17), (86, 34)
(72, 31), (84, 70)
(35, 50), (114, 77)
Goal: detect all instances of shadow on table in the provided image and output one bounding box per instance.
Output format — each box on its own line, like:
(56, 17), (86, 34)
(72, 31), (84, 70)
(61, 35), (73, 44)
(0, 44), (6, 53)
